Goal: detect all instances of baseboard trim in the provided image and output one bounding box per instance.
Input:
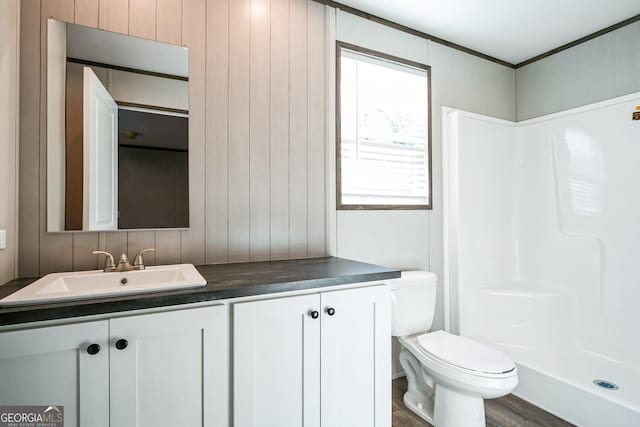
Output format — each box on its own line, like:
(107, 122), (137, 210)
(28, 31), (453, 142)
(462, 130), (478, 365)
(392, 371), (406, 380)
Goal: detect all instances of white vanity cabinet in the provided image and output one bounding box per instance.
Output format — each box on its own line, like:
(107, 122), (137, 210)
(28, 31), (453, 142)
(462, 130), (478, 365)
(0, 320), (110, 427)
(233, 285), (391, 427)
(0, 279), (392, 427)
(0, 305), (229, 427)
(109, 306), (229, 427)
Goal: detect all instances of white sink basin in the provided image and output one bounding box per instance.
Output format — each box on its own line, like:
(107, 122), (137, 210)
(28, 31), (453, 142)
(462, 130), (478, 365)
(0, 264), (207, 307)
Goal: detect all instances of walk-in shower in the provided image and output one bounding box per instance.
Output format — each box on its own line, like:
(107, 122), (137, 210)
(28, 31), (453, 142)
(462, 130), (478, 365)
(443, 94), (640, 426)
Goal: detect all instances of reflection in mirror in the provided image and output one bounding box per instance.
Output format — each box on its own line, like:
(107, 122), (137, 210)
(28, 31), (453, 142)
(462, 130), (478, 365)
(46, 19), (189, 232)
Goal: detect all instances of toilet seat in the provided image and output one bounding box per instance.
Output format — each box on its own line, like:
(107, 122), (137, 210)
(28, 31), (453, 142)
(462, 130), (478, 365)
(400, 332), (517, 383)
(398, 332), (518, 426)
(417, 331), (515, 376)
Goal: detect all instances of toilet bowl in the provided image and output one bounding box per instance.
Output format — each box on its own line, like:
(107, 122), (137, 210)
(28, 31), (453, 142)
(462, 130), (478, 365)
(390, 272), (518, 427)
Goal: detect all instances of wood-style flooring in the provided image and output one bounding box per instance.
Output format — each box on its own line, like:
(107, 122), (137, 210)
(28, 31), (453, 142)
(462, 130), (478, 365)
(392, 376), (575, 427)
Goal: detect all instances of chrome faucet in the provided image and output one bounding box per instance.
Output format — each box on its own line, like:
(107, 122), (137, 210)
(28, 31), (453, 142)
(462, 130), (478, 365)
(92, 248), (156, 272)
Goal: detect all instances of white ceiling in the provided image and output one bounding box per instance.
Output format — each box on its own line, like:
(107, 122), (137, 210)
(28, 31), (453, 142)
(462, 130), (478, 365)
(336, 0), (640, 64)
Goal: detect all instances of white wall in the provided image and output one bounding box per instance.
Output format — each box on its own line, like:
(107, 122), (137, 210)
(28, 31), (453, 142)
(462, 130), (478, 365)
(0, 0), (20, 283)
(328, 9), (516, 329)
(327, 9), (516, 376)
(516, 21), (640, 121)
(330, 9), (431, 277)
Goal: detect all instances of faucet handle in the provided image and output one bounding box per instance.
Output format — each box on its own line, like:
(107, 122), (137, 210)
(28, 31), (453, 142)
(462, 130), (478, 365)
(133, 248), (156, 270)
(92, 250), (116, 272)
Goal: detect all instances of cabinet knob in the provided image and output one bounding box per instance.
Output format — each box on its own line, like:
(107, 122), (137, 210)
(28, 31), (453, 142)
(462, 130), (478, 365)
(309, 310), (319, 319)
(115, 339), (129, 350)
(86, 343), (101, 355)
(326, 307), (336, 316)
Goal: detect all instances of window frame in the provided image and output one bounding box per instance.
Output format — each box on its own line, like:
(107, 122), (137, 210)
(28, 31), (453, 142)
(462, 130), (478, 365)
(336, 41), (433, 211)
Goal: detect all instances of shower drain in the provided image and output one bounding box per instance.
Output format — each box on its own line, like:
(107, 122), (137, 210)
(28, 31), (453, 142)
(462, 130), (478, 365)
(593, 379), (619, 390)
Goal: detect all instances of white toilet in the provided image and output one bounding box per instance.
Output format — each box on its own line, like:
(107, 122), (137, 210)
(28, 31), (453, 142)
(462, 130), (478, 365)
(391, 271), (518, 427)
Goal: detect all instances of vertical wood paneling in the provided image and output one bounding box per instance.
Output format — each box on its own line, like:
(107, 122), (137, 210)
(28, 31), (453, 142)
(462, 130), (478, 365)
(180, 0), (206, 265)
(75, 0), (99, 27)
(269, 0), (291, 260)
(99, 0), (129, 34)
(227, 0), (251, 262)
(249, 0), (271, 261)
(205, 0), (229, 264)
(155, 230), (181, 264)
(42, 0), (75, 23)
(19, 0), (329, 276)
(19, 0), (42, 277)
(129, 0), (156, 39)
(156, 0), (181, 45)
(289, 0), (309, 258)
(72, 233), (100, 270)
(39, 0), (75, 275)
(103, 232), (128, 259)
(306, 1), (326, 257)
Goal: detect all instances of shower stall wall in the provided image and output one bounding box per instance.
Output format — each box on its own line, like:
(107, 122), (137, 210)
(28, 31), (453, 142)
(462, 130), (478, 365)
(443, 93), (640, 427)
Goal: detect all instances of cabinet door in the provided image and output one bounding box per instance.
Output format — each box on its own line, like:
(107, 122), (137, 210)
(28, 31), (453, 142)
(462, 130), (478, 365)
(321, 286), (391, 427)
(109, 305), (229, 427)
(0, 320), (110, 427)
(233, 294), (321, 427)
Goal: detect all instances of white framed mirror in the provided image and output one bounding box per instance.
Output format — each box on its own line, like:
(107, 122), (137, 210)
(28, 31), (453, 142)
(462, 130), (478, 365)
(46, 19), (189, 232)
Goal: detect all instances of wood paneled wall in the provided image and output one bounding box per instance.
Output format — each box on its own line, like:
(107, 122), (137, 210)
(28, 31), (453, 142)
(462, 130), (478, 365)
(19, 0), (328, 276)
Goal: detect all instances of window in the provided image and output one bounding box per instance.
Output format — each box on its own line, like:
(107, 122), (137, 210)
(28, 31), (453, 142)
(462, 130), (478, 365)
(337, 42), (431, 210)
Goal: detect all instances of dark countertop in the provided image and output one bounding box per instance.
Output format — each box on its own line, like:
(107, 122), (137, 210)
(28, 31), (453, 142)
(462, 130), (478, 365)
(0, 257), (400, 327)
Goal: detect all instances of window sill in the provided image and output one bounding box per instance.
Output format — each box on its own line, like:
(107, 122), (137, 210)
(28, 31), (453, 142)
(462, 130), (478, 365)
(337, 204), (432, 211)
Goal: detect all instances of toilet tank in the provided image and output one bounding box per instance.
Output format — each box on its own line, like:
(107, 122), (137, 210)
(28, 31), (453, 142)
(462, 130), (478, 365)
(389, 271), (437, 337)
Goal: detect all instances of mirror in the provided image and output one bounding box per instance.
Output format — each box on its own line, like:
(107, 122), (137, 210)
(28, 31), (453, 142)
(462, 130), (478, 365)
(46, 19), (189, 232)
